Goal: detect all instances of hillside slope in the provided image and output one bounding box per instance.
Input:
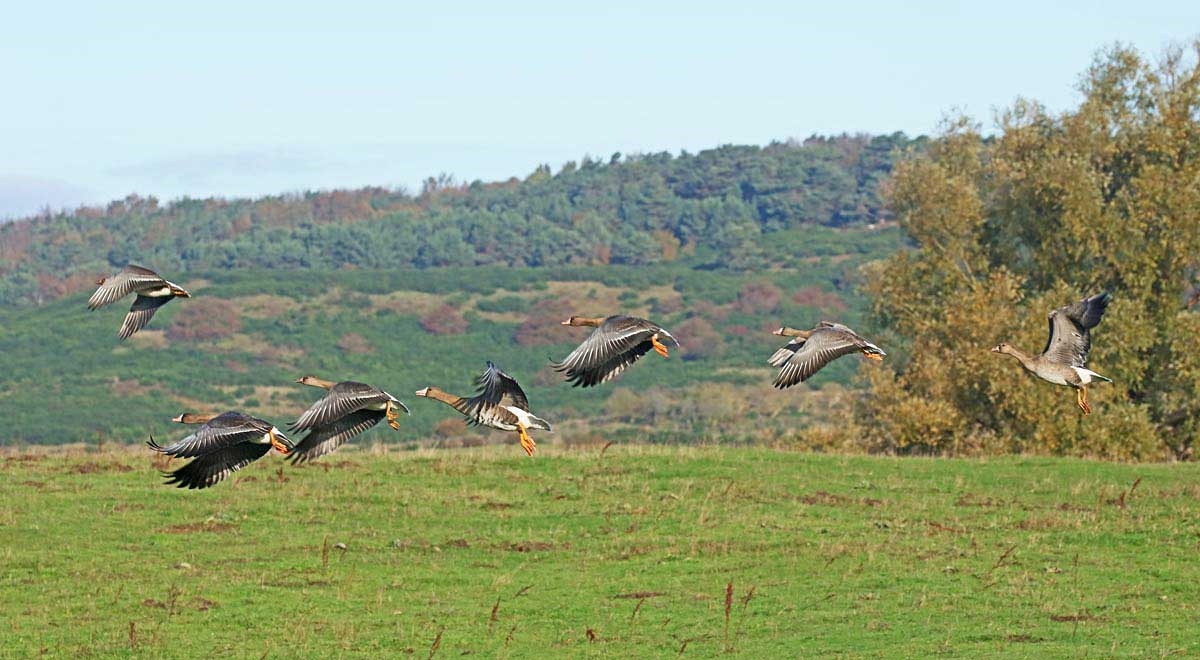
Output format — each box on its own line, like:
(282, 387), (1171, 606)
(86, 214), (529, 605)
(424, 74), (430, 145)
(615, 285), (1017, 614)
(0, 227), (898, 445)
(0, 135), (914, 446)
(0, 134), (916, 306)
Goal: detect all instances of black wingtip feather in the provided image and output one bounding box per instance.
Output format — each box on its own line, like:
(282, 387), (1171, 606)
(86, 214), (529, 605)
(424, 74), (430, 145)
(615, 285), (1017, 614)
(1077, 291), (1112, 329)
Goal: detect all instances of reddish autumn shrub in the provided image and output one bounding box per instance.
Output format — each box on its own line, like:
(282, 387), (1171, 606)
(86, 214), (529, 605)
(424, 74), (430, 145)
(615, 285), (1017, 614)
(735, 281), (782, 314)
(792, 286), (848, 312)
(166, 298), (242, 342)
(513, 296), (574, 346)
(419, 305), (468, 335)
(337, 332), (374, 355)
(675, 316), (725, 361)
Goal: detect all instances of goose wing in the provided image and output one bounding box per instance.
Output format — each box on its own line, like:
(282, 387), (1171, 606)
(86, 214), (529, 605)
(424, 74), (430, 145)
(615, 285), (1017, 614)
(159, 443), (273, 489)
(467, 362), (529, 411)
(149, 412), (270, 458)
(553, 316), (674, 387)
(457, 363), (527, 428)
(117, 294), (172, 339)
(88, 264), (167, 310)
(1041, 292), (1111, 367)
(772, 325), (883, 388)
(289, 410), (385, 465)
(290, 381), (394, 432)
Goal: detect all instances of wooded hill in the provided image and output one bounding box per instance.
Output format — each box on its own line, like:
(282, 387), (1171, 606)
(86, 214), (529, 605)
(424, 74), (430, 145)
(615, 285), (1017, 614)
(0, 133), (915, 306)
(0, 134), (913, 446)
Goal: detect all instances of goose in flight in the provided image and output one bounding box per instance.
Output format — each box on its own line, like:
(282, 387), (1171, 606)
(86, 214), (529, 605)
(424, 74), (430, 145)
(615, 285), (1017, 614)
(288, 375), (410, 464)
(416, 362), (550, 456)
(148, 411), (292, 489)
(768, 322), (885, 388)
(991, 292), (1112, 415)
(88, 264), (190, 339)
(553, 315), (679, 387)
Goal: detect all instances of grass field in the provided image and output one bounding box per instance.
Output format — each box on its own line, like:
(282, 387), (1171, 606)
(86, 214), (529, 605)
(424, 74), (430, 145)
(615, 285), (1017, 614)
(1, 445), (1197, 658)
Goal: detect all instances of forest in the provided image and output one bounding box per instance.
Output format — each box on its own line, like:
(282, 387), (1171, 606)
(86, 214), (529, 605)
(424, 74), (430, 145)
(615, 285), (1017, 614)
(0, 133), (913, 306)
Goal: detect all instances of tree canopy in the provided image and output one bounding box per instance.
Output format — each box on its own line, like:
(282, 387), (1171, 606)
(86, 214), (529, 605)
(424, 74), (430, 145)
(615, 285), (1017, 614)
(0, 133), (916, 307)
(849, 42), (1200, 460)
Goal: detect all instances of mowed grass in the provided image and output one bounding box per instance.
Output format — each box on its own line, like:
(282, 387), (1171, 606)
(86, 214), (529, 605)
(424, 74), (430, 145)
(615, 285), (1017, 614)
(1, 445), (1197, 658)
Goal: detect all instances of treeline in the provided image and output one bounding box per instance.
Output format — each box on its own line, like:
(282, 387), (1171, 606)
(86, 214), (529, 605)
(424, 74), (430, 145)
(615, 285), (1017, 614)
(822, 43), (1200, 461)
(0, 133), (917, 306)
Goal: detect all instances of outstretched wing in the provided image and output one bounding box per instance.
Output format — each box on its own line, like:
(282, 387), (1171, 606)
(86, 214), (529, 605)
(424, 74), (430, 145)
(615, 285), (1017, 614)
(149, 412), (269, 458)
(290, 381), (392, 432)
(88, 264), (166, 310)
(466, 362), (529, 412)
(1041, 292), (1111, 367)
(773, 326), (884, 388)
(552, 316), (673, 387)
(118, 294), (171, 339)
(289, 410), (385, 465)
(159, 443), (272, 489)
(767, 339), (805, 368)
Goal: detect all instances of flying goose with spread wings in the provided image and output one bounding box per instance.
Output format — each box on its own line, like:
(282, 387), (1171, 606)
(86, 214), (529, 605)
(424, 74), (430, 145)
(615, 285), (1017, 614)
(148, 411), (292, 489)
(991, 292), (1112, 414)
(553, 315), (679, 387)
(288, 376), (410, 464)
(768, 322), (886, 388)
(416, 362), (550, 456)
(88, 264), (190, 339)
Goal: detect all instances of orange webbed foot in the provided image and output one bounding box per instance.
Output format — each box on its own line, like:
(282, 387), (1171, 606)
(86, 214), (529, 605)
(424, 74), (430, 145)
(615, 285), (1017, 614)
(517, 427), (536, 457)
(864, 351), (884, 362)
(386, 402), (401, 430)
(1076, 389), (1091, 416)
(270, 431), (290, 455)
(651, 335), (670, 359)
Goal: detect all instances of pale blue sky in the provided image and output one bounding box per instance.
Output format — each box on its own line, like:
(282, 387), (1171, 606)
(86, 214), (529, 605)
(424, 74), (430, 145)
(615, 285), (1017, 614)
(0, 1), (1195, 218)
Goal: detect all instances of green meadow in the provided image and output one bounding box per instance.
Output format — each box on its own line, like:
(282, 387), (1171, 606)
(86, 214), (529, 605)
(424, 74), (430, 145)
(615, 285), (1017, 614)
(2, 445), (1196, 657)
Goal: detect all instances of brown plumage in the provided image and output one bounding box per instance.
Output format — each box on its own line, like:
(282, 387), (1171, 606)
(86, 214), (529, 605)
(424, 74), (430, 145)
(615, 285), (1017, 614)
(768, 322), (886, 388)
(147, 411), (292, 489)
(88, 264), (190, 339)
(288, 376), (409, 464)
(415, 362), (550, 456)
(991, 292), (1112, 415)
(553, 315), (679, 387)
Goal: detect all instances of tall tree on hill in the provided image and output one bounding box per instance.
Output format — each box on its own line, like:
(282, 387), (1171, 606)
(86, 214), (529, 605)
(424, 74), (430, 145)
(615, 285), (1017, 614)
(854, 42), (1200, 460)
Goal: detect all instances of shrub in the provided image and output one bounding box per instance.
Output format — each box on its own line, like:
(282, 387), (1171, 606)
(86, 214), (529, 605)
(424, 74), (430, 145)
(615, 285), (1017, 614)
(337, 332), (374, 354)
(419, 305), (468, 335)
(514, 296), (574, 346)
(166, 298), (242, 342)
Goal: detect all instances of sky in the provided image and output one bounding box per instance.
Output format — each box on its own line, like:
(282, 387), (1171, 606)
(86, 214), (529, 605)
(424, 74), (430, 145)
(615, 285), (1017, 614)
(0, 1), (1196, 219)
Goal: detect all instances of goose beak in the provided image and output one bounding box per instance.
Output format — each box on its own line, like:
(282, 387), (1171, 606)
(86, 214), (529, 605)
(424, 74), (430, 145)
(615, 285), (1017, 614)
(989, 346), (1001, 353)
(415, 387), (429, 397)
(294, 377), (305, 383)
(171, 414), (185, 423)
(560, 319), (571, 325)
(772, 327), (785, 336)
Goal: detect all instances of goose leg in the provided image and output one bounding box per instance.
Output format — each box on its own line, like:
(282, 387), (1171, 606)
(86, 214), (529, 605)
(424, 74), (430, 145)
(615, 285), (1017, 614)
(517, 423), (536, 457)
(863, 350), (884, 362)
(386, 401), (400, 430)
(1076, 388), (1091, 415)
(651, 335), (670, 358)
(269, 429), (290, 455)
